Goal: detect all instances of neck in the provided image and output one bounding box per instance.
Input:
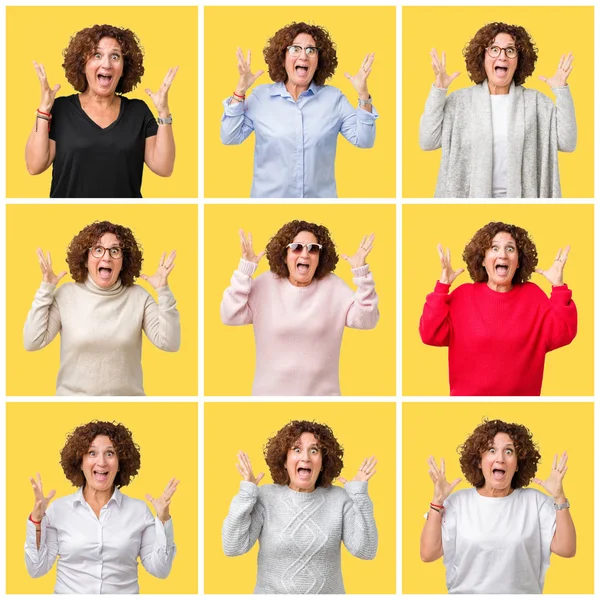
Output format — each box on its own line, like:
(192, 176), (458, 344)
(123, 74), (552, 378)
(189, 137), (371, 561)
(487, 280), (512, 293)
(83, 484), (114, 507)
(287, 276), (312, 288)
(487, 81), (510, 95)
(80, 90), (118, 109)
(288, 484), (315, 493)
(285, 81), (309, 101)
(477, 484), (514, 498)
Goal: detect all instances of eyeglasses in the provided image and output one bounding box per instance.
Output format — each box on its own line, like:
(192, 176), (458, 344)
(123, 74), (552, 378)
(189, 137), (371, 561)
(89, 246), (123, 259)
(287, 45), (319, 57)
(486, 45), (518, 59)
(286, 242), (323, 254)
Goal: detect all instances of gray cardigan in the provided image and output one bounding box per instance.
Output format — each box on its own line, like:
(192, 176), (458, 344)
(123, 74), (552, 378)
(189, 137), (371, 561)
(419, 81), (577, 198)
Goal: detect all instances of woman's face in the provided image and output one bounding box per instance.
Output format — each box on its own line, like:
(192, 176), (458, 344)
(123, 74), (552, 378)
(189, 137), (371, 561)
(81, 435), (119, 493)
(286, 230), (320, 287)
(285, 432), (323, 493)
(484, 33), (518, 91)
(482, 231), (519, 292)
(87, 232), (123, 288)
(84, 37), (124, 97)
(479, 432), (518, 493)
(284, 33), (318, 89)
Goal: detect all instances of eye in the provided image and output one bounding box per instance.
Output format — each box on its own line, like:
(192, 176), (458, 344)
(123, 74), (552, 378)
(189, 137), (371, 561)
(292, 447), (300, 453)
(488, 448), (495, 454)
(507, 247), (515, 252)
(492, 245), (499, 251)
(112, 54), (120, 60)
(107, 451), (114, 456)
(506, 448), (513, 455)
(94, 53), (101, 59)
(310, 448), (319, 454)
(89, 450), (96, 456)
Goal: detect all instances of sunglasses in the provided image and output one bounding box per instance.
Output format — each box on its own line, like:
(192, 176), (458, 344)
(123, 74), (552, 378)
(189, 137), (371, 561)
(286, 242), (323, 254)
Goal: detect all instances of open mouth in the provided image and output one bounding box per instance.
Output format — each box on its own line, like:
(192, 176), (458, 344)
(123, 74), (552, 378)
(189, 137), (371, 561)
(495, 264), (509, 276)
(297, 466), (313, 480)
(98, 74), (113, 86)
(98, 267), (113, 280)
(295, 65), (309, 75)
(494, 66), (509, 77)
(94, 470), (109, 481)
(492, 468), (506, 480)
(297, 262), (310, 274)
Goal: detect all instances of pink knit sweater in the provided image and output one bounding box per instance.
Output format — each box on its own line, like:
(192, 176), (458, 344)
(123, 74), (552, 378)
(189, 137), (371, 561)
(221, 259), (379, 395)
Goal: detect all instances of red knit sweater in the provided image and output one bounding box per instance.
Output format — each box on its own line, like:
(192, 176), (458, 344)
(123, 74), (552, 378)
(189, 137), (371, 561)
(419, 281), (577, 396)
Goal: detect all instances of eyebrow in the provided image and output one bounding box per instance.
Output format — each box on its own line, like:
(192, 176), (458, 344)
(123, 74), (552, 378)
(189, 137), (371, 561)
(88, 445), (116, 450)
(491, 240), (515, 245)
(95, 47), (121, 53)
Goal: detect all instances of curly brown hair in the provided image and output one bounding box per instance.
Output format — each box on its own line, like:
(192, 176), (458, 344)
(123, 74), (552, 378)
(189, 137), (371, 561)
(60, 420), (141, 488)
(459, 419), (541, 489)
(264, 420), (344, 488)
(266, 220), (338, 280)
(66, 220), (143, 286)
(463, 22), (538, 86)
(462, 221), (538, 284)
(263, 22), (338, 86)
(63, 24), (145, 93)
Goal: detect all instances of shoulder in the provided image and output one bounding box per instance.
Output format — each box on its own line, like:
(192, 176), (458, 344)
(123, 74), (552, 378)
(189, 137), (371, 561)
(121, 96), (153, 115)
(315, 84), (342, 98)
(51, 95), (78, 115)
(518, 281), (548, 299)
(520, 86), (554, 109)
(445, 85), (476, 106)
(119, 491), (150, 513)
(257, 483), (285, 503)
(253, 270), (279, 289)
(251, 83), (275, 99)
(54, 282), (79, 299)
(445, 487), (474, 507)
(517, 487), (552, 505)
(449, 282), (476, 298)
(129, 283), (152, 297)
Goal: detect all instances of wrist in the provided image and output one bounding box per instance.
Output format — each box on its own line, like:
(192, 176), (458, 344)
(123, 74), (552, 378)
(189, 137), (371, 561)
(553, 494), (567, 504)
(358, 91), (370, 101)
(158, 109), (170, 119)
(235, 86), (248, 97)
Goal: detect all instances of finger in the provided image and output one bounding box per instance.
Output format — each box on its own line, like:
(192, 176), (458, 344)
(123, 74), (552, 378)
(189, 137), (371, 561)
(449, 478), (462, 490)
(535, 268), (544, 276)
(164, 477), (175, 491)
(442, 50), (446, 69)
(247, 49), (251, 66)
(562, 245), (571, 262)
(256, 250), (266, 261)
(248, 232), (253, 251)
(532, 477), (543, 486)
(437, 243), (444, 261)
(364, 469), (376, 481)
(538, 75), (547, 83)
(428, 455), (440, 475)
(344, 72), (352, 80)
(555, 248), (562, 261)
(552, 453), (558, 469)
(557, 54), (565, 69)
(337, 477), (347, 484)
(145, 88), (154, 97)
(145, 493), (155, 503)
(558, 451), (568, 470)
(159, 251), (166, 267)
(57, 271), (67, 282)
(255, 472), (264, 485)
(358, 457), (368, 472)
(441, 457), (446, 475)
(449, 72), (461, 83)
(46, 489), (56, 501)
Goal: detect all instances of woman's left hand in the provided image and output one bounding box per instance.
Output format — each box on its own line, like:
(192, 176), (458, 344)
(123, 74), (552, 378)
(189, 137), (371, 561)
(337, 456), (377, 484)
(539, 53), (574, 88)
(344, 53), (375, 99)
(145, 66), (179, 118)
(342, 233), (375, 269)
(535, 246), (570, 286)
(532, 452), (568, 501)
(146, 477), (179, 523)
(141, 250), (176, 289)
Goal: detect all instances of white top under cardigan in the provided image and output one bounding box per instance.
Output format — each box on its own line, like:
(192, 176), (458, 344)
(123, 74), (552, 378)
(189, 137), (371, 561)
(23, 277), (180, 395)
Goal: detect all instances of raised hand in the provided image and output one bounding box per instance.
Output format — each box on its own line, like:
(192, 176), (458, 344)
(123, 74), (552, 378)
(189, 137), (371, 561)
(533, 452), (568, 501)
(29, 472), (56, 522)
(437, 244), (464, 286)
(239, 229), (265, 264)
(337, 456), (377, 484)
(539, 53), (574, 89)
(535, 246), (570, 286)
(145, 66), (178, 118)
(33, 61), (61, 113)
(36, 248), (67, 285)
(236, 451), (264, 485)
(141, 250), (176, 289)
(430, 49), (460, 90)
(145, 477), (179, 523)
(344, 52), (375, 98)
(341, 233), (375, 269)
(235, 48), (264, 96)
(427, 456), (461, 504)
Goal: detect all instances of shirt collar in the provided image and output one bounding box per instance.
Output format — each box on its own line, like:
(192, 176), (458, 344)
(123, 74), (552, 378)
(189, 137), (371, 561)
(72, 486), (123, 508)
(270, 80), (319, 99)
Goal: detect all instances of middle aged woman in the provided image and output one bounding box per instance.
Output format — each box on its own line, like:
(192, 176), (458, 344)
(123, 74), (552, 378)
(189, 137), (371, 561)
(419, 221), (577, 396)
(220, 220), (379, 395)
(25, 24), (178, 198)
(26, 420), (178, 593)
(421, 419), (576, 593)
(223, 420), (378, 594)
(221, 22), (377, 198)
(23, 220), (180, 396)
(419, 22), (577, 198)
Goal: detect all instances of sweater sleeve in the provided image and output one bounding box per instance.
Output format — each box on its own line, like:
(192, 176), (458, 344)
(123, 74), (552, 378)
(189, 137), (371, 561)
(24, 512), (59, 578)
(220, 259), (258, 326)
(552, 86), (577, 152)
(345, 265), (380, 329)
(419, 85), (449, 151)
(544, 284), (577, 352)
(142, 285), (181, 352)
(419, 281), (452, 346)
(23, 282), (62, 351)
(220, 94), (255, 145)
(222, 481), (264, 557)
(139, 511), (177, 579)
(341, 481), (378, 560)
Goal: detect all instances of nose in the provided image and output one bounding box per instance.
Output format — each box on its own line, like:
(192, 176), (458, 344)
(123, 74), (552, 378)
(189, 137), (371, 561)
(101, 54), (112, 68)
(300, 245), (310, 258)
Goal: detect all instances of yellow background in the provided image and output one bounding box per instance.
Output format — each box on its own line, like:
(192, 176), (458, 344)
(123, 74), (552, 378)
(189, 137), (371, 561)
(204, 6), (396, 198)
(403, 402), (594, 594)
(204, 204), (396, 396)
(402, 6), (594, 198)
(6, 402), (198, 594)
(6, 6), (198, 198)
(204, 402), (396, 594)
(6, 204), (198, 396)
(403, 204), (594, 396)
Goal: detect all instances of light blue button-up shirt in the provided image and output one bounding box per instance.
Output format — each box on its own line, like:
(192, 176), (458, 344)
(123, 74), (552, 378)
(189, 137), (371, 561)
(221, 81), (378, 198)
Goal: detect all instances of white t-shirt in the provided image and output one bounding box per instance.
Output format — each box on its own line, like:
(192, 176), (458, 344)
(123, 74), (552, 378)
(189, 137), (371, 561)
(442, 487), (556, 593)
(490, 94), (510, 198)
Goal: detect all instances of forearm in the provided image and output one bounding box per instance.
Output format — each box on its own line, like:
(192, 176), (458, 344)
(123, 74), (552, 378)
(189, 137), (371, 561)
(144, 286), (180, 351)
(419, 281), (451, 346)
(346, 266), (379, 329)
(141, 517), (176, 579)
(25, 123), (52, 175)
(222, 482), (262, 556)
(23, 282), (60, 351)
(25, 519), (57, 577)
(420, 508), (443, 562)
(220, 259), (256, 325)
(552, 500), (576, 557)
(553, 86), (577, 152)
(419, 85), (448, 151)
(220, 97), (253, 145)
(342, 481), (378, 559)
(150, 123), (175, 176)
(547, 285), (577, 350)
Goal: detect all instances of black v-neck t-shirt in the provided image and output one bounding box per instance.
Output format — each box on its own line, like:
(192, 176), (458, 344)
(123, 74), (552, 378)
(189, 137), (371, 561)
(49, 94), (159, 198)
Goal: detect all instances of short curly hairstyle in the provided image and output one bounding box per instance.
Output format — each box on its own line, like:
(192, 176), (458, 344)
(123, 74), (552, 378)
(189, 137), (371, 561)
(266, 220), (338, 280)
(463, 22), (538, 86)
(459, 419), (541, 489)
(60, 420), (141, 488)
(63, 24), (145, 94)
(264, 420), (344, 488)
(462, 221), (538, 284)
(66, 220), (143, 286)
(263, 22), (338, 86)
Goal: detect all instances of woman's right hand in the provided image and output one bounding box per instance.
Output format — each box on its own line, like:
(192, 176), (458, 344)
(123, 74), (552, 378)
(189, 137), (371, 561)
(236, 451), (264, 486)
(36, 248), (67, 285)
(235, 48), (264, 97)
(33, 61), (61, 113)
(239, 229), (265, 264)
(29, 472), (56, 522)
(437, 244), (464, 286)
(430, 49), (460, 90)
(427, 456), (461, 505)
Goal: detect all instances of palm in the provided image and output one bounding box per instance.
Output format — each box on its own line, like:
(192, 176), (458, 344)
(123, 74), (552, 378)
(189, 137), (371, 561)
(533, 452), (568, 499)
(145, 478), (179, 523)
(145, 67), (178, 116)
(430, 49), (460, 90)
(29, 472), (56, 521)
(437, 244), (464, 285)
(344, 52), (375, 96)
(141, 250), (176, 289)
(539, 53), (573, 88)
(36, 248), (67, 285)
(337, 456), (377, 484)
(342, 233), (375, 269)
(239, 229), (265, 264)
(33, 61), (60, 112)
(428, 456), (461, 503)
(236, 48), (264, 94)
(535, 246), (570, 286)
(236, 450), (264, 485)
